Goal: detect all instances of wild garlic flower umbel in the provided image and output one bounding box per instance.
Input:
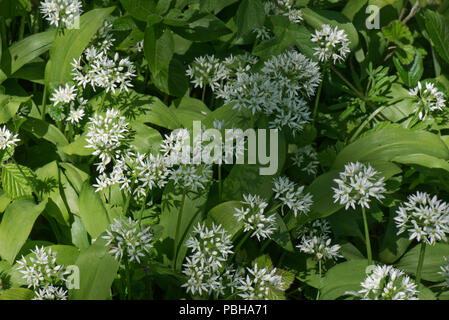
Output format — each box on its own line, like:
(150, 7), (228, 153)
(40, 0), (82, 29)
(234, 194), (276, 241)
(394, 191), (449, 245)
(265, 0), (303, 24)
(311, 24), (351, 64)
(237, 264), (283, 300)
(0, 126), (20, 150)
(347, 265), (419, 300)
(272, 176), (313, 217)
(49, 84), (87, 122)
(33, 285), (68, 300)
(220, 49), (321, 134)
(16, 246), (68, 299)
(438, 257), (449, 287)
(409, 81), (446, 120)
(182, 223), (238, 297)
(85, 108), (130, 173)
(103, 217), (153, 264)
(72, 48), (136, 94)
(333, 161), (386, 210)
(296, 219), (342, 261)
(292, 145), (320, 175)
(186, 55), (227, 91)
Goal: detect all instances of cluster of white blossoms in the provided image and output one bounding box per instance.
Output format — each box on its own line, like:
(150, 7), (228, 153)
(292, 145), (320, 175)
(409, 81), (446, 120)
(33, 285), (68, 300)
(49, 84), (87, 123)
(234, 194), (276, 241)
(85, 108), (130, 173)
(182, 223), (240, 297)
(16, 246), (68, 300)
(219, 49), (321, 134)
(72, 49), (136, 94)
(264, 0), (303, 24)
(296, 219), (342, 261)
(394, 191), (449, 245)
(311, 24), (351, 64)
(0, 125), (20, 151)
(103, 216), (153, 264)
(40, 0), (82, 29)
(438, 257), (449, 287)
(253, 26), (274, 41)
(347, 265), (419, 300)
(272, 176), (313, 217)
(186, 53), (258, 93)
(333, 161), (386, 210)
(236, 264), (283, 300)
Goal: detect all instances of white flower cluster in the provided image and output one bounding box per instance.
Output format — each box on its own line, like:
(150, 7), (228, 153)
(33, 285), (68, 300)
(16, 246), (68, 300)
(236, 263), (283, 300)
(394, 191), (449, 245)
(409, 82), (446, 120)
(333, 161), (386, 210)
(311, 24), (351, 64)
(296, 219), (342, 261)
(103, 216), (153, 264)
(253, 26), (274, 41)
(0, 125), (20, 151)
(234, 194), (276, 241)
(219, 49), (321, 134)
(40, 0), (82, 29)
(85, 108), (130, 173)
(186, 53), (258, 93)
(265, 0), (303, 24)
(182, 223), (239, 297)
(347, 265), (419, 300)
(49, 84), (87, 123)
(292, 145), (320, 175)
(72, 48), (136, 94)
(272, 176), (313, 217)
(438, 257), (449, 287)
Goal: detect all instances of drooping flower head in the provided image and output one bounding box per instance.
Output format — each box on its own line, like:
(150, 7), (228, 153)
(311, 24), (351, 64)
(103, 217), (153, 264)
(333, 161), (386, 210)
(272, 176), (313, 217)
(296, 219), (342, 261)
(346, 265), (419, 300)
(234, 194), (276, 241)
(394, 191), (449, 245)
(409, 81), (446, 120)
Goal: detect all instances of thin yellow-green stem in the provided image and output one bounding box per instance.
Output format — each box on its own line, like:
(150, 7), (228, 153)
(361, 206), (372, 265)
(416, 242), (426, 285)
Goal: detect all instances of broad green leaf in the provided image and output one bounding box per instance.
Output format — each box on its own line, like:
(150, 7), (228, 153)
(333, 126), (449, 168)
(0, 199), (47, 264)
(119, 0), (156, 21)
(49, 245), (80, 265)
(320, 259), (369, 300)
(170, 96), (210, 128)
(382, 20), (413, 46)
(22, 117), (69, 148)
(207, 201), (243, 238)
(271, 213), (294, 252)
(395, 243), (449, 282)
(70, 238), (119, 300)
(199, 0), (238, 14)
(1, 163), (33, 199)
(9, 30), (56, 74)
(129, 121), (163, 154)
(144, 23), (175, 78)
(393, 51), (423, 88)
(235, 0), (265, 37)
(391, 153), (449, 173)
(0, 94), (31, 124)
(0, 288), (34, 300)
(378, 212), (412, 264)
(78, 181), (111, 239)
(135, 96), (181, 129)
(0, 0), (30, 17)
(424, 10), (449, 65)
(45, 7), (115, 86)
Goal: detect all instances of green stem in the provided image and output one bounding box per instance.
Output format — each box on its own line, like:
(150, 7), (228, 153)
(122, 183), (135, 217)
(260, 239), (272, 253)
(233, 232), (251, 258)
(416, 242), (426, 285)
(173, 190), (186, 269)
(313, 69), (325, 122)
(41, 85), (48, 120)
(201, 86), (206, 102)
(349, 105), (386, 143)
(124, 259), (132, 300)
(361, 207), (372, 265)
(316, 259), (322, 300)
(218, 164), (222, 202)
(138, 188), (150, 228)
(18, 16), (25, 40)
